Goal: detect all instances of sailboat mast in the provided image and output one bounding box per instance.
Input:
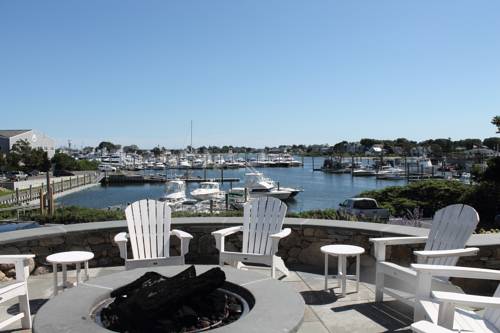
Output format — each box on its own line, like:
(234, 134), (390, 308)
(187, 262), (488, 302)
(190, 120), (193, 152)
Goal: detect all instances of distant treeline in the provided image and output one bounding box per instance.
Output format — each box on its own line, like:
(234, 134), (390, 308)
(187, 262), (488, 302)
(73, 137), (500, 157)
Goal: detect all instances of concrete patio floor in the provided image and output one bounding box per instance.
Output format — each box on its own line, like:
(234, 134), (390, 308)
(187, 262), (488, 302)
(0, 259), (414, 333)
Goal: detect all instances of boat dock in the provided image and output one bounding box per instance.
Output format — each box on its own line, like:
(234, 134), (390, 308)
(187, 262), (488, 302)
(102, 174), (240, 185)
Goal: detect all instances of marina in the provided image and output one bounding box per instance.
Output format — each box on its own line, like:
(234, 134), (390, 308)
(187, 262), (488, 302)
(57, 157), (407, 212)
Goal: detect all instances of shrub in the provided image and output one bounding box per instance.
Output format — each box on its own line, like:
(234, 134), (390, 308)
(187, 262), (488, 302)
(361, 180), (469, 218)
(21, 206), (125, 224)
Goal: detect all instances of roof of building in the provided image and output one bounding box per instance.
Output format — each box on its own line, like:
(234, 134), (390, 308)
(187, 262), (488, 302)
(0, 130), (31, 138)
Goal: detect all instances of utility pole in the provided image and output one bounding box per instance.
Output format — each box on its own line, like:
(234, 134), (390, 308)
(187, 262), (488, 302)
(190, 120), (193, 153)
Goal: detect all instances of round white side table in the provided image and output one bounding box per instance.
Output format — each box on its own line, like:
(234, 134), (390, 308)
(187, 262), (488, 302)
(320, 245), (365, 297)
(46, 251), (94, 296)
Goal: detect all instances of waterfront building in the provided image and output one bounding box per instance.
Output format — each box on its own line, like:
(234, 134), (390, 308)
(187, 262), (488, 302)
(0, 129), (56, 158)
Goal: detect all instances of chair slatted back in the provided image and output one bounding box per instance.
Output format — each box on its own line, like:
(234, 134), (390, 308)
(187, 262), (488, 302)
(124, 199), (172, 260)
(242, 197), (287, 255)
(424, 204), (479, 266)
(484, 285), (500, 329)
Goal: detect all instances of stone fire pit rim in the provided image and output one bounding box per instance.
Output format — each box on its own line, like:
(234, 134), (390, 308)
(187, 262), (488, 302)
(33, 265), (305, 333)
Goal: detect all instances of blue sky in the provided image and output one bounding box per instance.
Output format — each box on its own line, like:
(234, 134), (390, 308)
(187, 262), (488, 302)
(1, 1), (499, 148)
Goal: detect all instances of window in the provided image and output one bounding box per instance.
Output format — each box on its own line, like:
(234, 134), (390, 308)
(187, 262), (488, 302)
(353, 200), (377, 209)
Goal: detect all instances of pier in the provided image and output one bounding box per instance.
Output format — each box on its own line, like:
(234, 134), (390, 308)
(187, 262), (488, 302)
(0, 172), (103, 206)
(101, 174), (240, 185)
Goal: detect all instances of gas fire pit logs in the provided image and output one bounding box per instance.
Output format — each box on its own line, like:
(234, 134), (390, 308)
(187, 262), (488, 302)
(100, 266), (243, 332)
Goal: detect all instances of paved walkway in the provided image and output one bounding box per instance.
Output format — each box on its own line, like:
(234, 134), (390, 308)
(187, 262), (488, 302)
(0, 262), (413, 333)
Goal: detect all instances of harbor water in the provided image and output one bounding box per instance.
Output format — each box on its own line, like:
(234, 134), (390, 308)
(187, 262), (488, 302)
(57, 157), (406, 212)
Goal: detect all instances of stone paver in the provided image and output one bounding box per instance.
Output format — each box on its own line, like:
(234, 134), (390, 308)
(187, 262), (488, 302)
(0, 264), (414, 333)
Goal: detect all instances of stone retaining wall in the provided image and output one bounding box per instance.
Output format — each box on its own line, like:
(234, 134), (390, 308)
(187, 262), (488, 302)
(0, 218), (499, 293)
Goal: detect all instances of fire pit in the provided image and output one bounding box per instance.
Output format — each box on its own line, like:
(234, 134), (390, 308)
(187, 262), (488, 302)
(33, 265), (305, 333)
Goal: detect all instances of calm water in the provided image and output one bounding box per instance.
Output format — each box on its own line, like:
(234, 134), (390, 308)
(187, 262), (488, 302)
(57, 157), (406, 212)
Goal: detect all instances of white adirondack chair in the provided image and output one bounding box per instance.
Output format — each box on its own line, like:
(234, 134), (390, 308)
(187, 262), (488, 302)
(211, 197), (291, 278)
(370, 204), (479, 307)
(0, 255), (35, 330)
(114, 199), (193, 270)
(412, 264), (500, 332)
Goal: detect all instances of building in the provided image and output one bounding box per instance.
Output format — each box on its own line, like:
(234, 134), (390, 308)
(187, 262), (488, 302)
(0, 129), (56, 158)
(365, 144), (384, 156)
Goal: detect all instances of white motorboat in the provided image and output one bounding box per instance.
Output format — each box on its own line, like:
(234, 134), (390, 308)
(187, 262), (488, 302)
(376, 166), (405, 180)
(352, 168), (377, 177)
(153, 162), (165, 170)
(159, 180), (187, 205)
(190, 182), (224, 201)
(192, 158), (206, 169)
(177, 160), (191, 169)
(229, 171), (302, 201)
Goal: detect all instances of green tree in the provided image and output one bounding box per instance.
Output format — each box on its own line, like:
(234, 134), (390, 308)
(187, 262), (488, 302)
(151, 147), (161, 157)
(82, 146), (94, 154)
(394, 138), (416, 154)
(9, 139), (32, 167)
(0, 153), (6, 172)
(51, 153), (78, 170)
(333, 141), (347, 153)
(123, 145), (139, 153)
(479, 157), (500, 184)
(360, 138), (380, 148)
(483, 137), (500, 151)
(453, 138), (482, 150)
(5, 140), (49, 171)
(492, 116), (500, 133)
(51, 153), (98, 171)
(27, 148), (51, 172)
(97, 141), (120, 153)
(429, 143), (443, 158)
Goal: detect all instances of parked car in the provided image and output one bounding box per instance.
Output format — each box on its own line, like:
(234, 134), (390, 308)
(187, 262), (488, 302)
(27, 170), (40, 177)
(338, 198), (390, 222)
(7, 171), (29, 181)
(99, 164), (117, 172)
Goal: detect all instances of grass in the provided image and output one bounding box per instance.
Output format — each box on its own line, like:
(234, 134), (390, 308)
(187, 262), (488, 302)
(0, 188), (13, 197)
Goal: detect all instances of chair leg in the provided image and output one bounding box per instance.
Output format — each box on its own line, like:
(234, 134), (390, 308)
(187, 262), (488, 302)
(19, 292), (32, 329)
(375, 263), (384, 302)
(274, 256), (289, 277)
(271, 256), (276, 279)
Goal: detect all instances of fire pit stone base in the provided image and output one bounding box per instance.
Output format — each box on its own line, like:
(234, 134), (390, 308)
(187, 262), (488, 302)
(33, 265), (305, 333)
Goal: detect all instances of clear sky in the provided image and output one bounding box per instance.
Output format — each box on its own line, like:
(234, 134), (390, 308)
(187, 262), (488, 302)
(1, 1), (499, 149)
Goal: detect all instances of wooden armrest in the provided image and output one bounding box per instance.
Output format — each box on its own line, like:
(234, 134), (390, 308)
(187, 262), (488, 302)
(270, 228), (291, 239)
(412, 264), (500, 280)
(369, 236), (428, 246)
(0, 255), (35, 265)
(171, 229), (193, 239)
(432, 291), (500, 309)
(211, 226), (243, 238)
(212, 226), (243, 252)
(411, 321), (453, 333)
(171, 229), (192, 256)
(114, 232), (128, 243)
(414, 247), (479, 258)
